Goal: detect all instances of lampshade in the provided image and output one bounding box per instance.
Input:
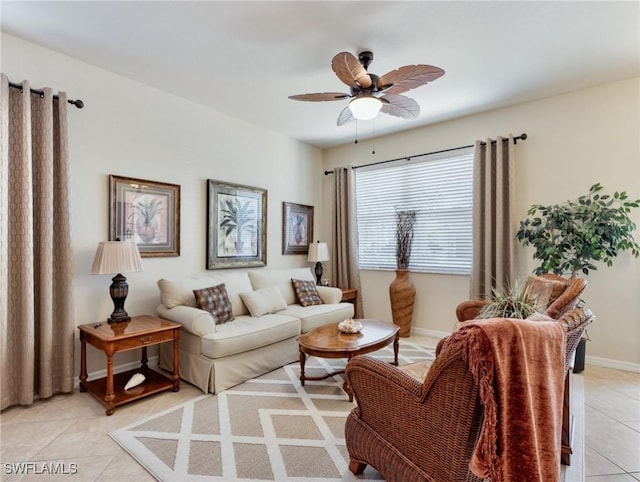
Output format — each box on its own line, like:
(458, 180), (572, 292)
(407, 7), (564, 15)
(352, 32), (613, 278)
(91, 240), (143, 275)
(91, 240), (143, 323)
(308, 242), (330, 263)
(349, 96), (382, 120)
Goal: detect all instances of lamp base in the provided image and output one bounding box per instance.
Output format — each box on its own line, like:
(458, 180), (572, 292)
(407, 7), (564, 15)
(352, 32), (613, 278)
(108, 313), (131, 324)
(108, 273), (131, 324)
(314, 262), (323, 286)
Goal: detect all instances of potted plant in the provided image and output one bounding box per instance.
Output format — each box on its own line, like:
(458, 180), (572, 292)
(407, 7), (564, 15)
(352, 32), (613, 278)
(389, 209), (417, 337)
(516, 183), (640, 369)
(477, 280), (544, 319)
(517, 183), (639, 276)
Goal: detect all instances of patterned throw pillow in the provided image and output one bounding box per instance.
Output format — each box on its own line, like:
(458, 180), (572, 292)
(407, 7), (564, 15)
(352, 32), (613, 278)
(291, 279), (323, 307)
(193, 284), (234, 325)
(526, 276), (566, 308)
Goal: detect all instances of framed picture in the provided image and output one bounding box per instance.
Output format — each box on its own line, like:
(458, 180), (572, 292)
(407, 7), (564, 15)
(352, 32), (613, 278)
(109, 175), (180, 257)
(207, 179), (267, 269)
(282, 202), (314, 254)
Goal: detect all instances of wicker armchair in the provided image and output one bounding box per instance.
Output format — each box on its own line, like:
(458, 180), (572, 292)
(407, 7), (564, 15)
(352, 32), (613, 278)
(455, 273), (587, 322)
(345, 339), (484, 482)
(344, 307), (594, 481)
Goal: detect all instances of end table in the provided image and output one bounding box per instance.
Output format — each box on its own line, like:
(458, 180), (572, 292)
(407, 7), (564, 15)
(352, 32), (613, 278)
(78, 315), (180, 415)
(340, 288), (359, 318)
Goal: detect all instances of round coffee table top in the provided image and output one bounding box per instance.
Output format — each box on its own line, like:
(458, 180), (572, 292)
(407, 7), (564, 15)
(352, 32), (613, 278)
(298, 319), (399, 359)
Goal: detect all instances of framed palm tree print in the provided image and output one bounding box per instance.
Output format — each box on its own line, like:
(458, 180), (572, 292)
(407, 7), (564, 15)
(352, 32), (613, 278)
(206, 179), (267, 269)
(282, 202), (314, 254)
(109, 175), (180, 257)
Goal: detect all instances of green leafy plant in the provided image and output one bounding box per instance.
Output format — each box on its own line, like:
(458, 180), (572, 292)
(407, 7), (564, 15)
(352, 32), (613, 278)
(516, 183), (640, 277)
(478, 280), (543, 319)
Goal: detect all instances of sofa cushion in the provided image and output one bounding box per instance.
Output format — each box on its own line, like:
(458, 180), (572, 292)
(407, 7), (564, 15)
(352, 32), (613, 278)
(291, 279), (323, 307)
(248, 268), (316, 305)
(158, 276), (224, 309)
(239, 286), (287, 317)
(157, 273), (251, 316)
(279, 302), (354, 333)
(194, 284), (235, 325)
(200, 314), (301, 359)
(215, 271), (254, 316)
(316, 286), (343, 304)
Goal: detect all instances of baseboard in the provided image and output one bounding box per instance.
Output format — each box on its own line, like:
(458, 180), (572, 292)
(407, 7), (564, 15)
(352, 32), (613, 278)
(586, 355), (640, 373)
(73, 356), (160, 389)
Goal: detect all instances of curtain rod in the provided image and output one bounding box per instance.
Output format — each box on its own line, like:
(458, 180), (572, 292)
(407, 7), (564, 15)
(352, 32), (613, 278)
(9, 81), (84, 109)
(324, 133), (527, 175)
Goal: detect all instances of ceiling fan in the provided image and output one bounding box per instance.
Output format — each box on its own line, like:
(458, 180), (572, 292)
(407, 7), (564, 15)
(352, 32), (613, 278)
(289, 51), (445, 125)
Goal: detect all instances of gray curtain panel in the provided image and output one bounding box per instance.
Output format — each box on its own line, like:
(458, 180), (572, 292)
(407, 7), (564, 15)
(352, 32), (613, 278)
(332, 167), (363, 317)
(0, 74), (75, 409)
(470, 135), (516, 299)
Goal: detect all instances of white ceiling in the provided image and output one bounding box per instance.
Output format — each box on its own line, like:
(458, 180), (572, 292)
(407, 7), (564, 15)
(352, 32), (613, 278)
(1, 1), (638, 149)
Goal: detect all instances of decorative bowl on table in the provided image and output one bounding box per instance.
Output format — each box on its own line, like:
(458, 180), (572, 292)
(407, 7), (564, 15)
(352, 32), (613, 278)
(338, 318), (363, 334)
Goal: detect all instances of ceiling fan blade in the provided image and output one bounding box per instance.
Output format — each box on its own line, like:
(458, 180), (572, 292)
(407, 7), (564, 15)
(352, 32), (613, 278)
(331, 51), (373, 89)
(378, 65), (445, 95)
(380, 94), (420, 119)
(337, 105), (354, 126)
(288, 92), (350, 102)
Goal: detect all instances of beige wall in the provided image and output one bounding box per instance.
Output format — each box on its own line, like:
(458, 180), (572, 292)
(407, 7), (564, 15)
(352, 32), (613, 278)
(3, 31), (639, 371)
(322, 77), (640, 369)
(2, 33), (324, 374)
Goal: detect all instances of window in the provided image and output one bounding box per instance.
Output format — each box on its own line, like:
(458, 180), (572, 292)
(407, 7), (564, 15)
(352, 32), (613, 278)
(355, 147), (473, 275)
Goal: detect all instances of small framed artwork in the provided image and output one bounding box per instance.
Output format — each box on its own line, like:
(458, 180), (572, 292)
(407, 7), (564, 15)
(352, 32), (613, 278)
(109, 175), (180, 257)
(282, 202), (314, 255)
(207, 179), (267, 269)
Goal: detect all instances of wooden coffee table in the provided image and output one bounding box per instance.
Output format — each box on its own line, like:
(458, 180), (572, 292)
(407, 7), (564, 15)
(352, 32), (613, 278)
(297, 319), (400, 401)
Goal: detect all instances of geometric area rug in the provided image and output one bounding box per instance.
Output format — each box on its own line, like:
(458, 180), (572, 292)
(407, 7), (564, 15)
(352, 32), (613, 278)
(109, 341), (435, 481)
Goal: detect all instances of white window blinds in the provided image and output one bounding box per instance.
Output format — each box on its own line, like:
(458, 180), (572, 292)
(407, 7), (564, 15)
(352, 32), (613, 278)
(355, 147), (474, 275)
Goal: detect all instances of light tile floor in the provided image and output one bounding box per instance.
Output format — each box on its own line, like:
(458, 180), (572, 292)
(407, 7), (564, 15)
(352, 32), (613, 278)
(0, 342), (638, 481)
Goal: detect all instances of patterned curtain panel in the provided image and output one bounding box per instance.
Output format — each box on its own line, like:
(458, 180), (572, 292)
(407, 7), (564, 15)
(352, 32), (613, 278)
(332, 167), (363, 316)
(0, 74), (75, 409)
(470, 135), (516, 299)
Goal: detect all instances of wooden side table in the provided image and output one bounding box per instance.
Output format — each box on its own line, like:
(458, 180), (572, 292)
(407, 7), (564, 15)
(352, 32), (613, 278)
(78, 314), (180, 415)
(340, 288), (359, 318)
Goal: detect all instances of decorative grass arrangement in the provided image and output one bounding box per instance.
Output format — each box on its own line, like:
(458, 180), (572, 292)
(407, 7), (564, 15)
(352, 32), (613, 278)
(478, 280), (543, 319)
(395, 209), (417, 269)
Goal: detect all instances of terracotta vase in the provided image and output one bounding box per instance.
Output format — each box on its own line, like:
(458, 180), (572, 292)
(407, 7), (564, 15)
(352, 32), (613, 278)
(389, 268), (416, 337)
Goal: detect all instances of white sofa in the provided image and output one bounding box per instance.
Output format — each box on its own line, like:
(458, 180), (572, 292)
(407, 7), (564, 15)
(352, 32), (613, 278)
(157, 267), (354, 393)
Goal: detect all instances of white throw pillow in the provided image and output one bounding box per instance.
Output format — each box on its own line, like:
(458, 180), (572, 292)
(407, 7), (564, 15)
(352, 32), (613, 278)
(239, 287), (287, 317)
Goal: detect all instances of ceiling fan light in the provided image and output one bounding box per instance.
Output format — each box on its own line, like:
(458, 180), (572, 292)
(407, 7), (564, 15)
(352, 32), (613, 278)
(349, 96), (382, 120)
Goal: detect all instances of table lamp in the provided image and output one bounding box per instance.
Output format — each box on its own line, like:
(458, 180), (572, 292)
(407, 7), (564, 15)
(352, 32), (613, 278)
(307, 241), (329, 285)
(91, 240), (143, 323)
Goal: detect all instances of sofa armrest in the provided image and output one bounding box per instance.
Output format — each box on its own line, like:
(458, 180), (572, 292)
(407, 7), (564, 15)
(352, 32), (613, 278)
(156, 304), (215, 337)
(317, 286), (342, 304)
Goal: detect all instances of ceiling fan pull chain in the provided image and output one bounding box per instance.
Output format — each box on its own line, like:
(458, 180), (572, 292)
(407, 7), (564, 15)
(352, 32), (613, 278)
(354, 120), (359, 144)
(372, 120), (376, 155)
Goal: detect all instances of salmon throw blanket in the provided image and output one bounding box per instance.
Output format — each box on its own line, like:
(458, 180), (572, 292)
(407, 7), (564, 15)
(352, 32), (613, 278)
(443, 318), (566, 482)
